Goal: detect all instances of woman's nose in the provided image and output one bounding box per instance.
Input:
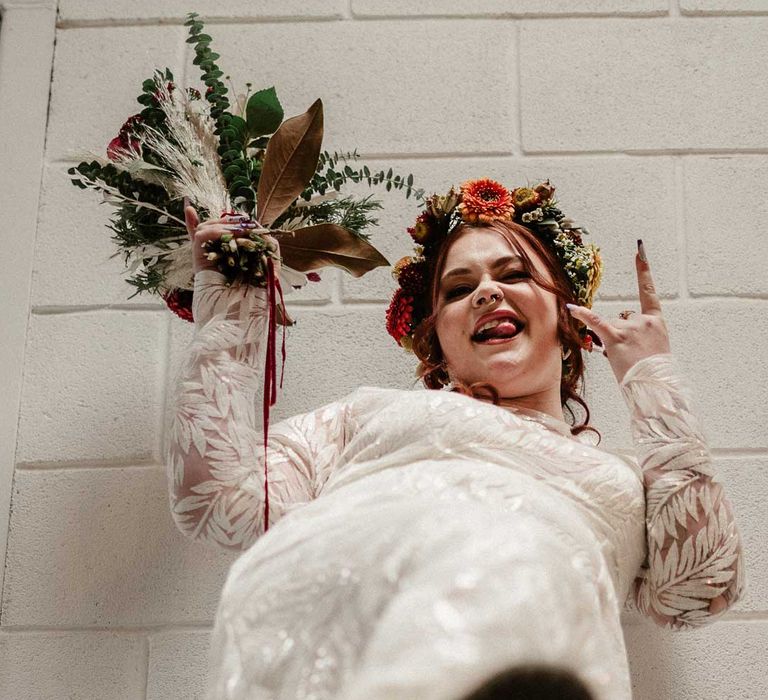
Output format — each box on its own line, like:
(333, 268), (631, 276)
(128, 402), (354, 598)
(471, 277), (503, 308)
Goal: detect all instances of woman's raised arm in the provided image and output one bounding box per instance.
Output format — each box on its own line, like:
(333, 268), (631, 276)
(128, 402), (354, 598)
(162, 205), (353, 550)
(569, 244), (746, 630)
(163, 270), (353, 550)
(620, 353), (746, 630)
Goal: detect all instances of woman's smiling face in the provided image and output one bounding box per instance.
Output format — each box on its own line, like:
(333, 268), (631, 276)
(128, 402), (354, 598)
(434, 226), (563, 401)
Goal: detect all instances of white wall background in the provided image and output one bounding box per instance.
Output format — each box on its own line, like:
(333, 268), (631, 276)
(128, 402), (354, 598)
(1, 1), (767, 698)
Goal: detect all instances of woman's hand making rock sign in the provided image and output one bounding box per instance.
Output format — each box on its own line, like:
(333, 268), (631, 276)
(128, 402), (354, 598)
(566, 239), (671, 384)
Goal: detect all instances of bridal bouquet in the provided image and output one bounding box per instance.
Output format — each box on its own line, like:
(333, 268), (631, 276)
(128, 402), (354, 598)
(68, 12), (424, 530)
(69, 12), (423, 323)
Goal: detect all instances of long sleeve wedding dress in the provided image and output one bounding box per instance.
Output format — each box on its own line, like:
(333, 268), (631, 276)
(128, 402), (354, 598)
(164, 270), (746, 700)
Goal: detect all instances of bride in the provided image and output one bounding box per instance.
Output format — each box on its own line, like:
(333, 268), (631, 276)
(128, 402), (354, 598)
(164, 179), (745, 700)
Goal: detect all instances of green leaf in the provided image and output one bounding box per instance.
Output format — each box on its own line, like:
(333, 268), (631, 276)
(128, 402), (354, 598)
(224, 164), (243, 179)
(228, 115), (247, 137)
(245, 86), (284, 137)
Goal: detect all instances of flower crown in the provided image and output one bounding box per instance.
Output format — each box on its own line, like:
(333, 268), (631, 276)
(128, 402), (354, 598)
(385, 178), (604, 354)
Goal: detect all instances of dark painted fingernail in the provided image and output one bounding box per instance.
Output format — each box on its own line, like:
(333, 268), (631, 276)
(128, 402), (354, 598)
(637, 239), (647, 263)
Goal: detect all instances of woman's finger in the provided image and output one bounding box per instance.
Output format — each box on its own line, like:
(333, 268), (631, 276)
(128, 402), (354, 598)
(184, 198), (199, 241)
(565, 304), (622, 345)
(636, 239), (663, 317)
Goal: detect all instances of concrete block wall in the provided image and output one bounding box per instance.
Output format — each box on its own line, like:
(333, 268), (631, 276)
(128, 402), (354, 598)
(1, 1), (766, 698)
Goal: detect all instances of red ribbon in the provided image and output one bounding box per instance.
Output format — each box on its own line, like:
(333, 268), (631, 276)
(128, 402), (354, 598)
(218, 209), (286, 534)
(262, 258), (286, 533)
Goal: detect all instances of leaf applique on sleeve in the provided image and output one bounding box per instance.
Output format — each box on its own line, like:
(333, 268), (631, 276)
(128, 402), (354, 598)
(620, 353), (746, 630)
(163, 270), (352, 551)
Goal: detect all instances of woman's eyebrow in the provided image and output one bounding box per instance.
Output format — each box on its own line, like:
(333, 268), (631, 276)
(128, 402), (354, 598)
(441, 255), (522, 281)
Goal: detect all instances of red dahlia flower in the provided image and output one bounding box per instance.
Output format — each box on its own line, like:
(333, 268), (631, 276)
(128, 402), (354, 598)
(386, 289), (414, 345)
(393, 258), (428, 295)
(107, 114), (143, 161)
(407, 211), (439, 245)
(163, 289), (194, 323)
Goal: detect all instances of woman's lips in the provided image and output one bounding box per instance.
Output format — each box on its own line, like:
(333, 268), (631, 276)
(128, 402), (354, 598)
(475, 334), (522, 345)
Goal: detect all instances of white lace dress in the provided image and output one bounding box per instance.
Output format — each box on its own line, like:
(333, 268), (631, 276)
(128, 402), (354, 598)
(164, 271), (746, 700)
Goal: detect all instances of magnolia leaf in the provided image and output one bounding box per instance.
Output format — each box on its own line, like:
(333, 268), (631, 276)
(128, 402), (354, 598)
(272, 223), (389, 277)
(256, 99), (323, 227)
(245, 86), (284, 137)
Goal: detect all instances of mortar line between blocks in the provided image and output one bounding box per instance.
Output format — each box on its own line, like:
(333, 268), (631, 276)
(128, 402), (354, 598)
(16, 458), (162, 471)
(57, 12), (691, 28)
(49, 149), (768, 167)
(349, 12), (669, 21)
(0, 623), (214, 634)
(142, 634), (151, 700)
(512, 21), (523, 157)
(2, 7), (60, 624)
(56, 15), (344, 30)
(674, 157), (690, 299)
(157, 314), (173, 468)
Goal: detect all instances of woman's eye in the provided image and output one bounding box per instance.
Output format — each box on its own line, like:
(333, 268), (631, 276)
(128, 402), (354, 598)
(503, 271), (529, 282)
(445, 285), (472, 299)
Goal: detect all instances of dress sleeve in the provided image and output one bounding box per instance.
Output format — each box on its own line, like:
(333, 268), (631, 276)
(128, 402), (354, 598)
(620, 353), (746, 630)
(163, 270), (352, 552)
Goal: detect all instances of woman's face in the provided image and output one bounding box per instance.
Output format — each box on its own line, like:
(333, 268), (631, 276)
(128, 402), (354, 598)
(434, 227), (563, 400)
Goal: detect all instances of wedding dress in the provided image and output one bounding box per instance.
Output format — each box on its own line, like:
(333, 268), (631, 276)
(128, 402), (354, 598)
(164, 270), (746, 700)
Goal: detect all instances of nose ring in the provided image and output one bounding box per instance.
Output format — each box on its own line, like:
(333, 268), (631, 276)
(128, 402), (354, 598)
(478, 291), (501, 305)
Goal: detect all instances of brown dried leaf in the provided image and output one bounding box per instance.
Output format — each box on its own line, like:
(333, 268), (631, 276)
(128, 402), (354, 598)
(272, 224), (389, 277)
(256, 99), (324, 227)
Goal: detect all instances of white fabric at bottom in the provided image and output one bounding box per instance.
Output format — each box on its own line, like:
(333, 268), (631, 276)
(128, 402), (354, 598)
(206, 472), (631, 700)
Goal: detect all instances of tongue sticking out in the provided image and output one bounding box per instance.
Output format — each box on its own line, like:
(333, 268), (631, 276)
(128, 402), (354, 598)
(475, 321), (520, 341)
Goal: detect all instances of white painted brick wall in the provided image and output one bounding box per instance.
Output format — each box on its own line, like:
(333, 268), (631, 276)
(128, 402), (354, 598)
(2, 4), (766, 698)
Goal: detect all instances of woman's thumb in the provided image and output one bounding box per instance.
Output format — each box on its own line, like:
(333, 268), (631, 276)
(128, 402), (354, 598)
(183, 197), (199, 240)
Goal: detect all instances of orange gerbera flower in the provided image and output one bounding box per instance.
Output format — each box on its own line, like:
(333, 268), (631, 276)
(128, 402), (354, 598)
(458, 178), (514, 224)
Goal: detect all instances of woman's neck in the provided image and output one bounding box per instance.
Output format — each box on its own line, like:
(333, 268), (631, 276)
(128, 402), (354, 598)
(480, 388), (566, 424)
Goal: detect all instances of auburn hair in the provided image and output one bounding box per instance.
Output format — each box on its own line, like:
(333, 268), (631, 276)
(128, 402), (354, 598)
(411, 219), (601, 441)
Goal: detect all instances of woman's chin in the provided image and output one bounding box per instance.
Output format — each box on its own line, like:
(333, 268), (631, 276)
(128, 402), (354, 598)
(471, 334), (526, 362)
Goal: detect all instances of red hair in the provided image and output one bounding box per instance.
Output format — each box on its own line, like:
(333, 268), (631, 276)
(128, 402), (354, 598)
(411, 219), (600, 441)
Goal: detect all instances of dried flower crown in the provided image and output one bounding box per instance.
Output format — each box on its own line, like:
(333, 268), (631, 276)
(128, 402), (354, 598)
(385, 178), (604, 353)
